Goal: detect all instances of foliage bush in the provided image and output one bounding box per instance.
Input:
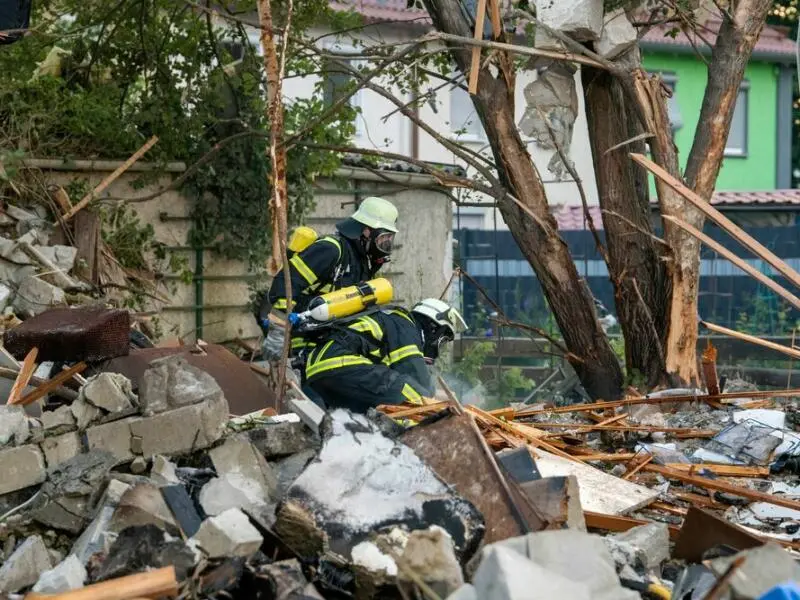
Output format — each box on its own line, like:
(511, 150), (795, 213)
(0, 0), (358, 271)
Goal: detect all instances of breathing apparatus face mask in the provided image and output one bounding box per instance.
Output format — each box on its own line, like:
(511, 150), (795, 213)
(420, 319), (454, 364)
(363, 228), (395, 264)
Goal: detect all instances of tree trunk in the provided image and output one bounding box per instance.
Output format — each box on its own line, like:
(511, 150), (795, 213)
(657, 0), (773, 385)
(632, 71), (697, 384)
(423, 0), (624, 400)
(583, 60), (670, 388)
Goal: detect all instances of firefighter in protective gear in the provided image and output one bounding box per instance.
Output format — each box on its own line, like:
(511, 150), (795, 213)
(304, 298), (467, 413)
(255, 196), (399, 360)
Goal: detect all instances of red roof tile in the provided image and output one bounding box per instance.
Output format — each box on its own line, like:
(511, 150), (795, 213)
(553, 190), (800, 230)
(331, 1), (796, 59)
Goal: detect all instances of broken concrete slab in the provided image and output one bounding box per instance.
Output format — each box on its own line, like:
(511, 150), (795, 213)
(288, 398), (325, 435)
(0, 444), (46, 495)
(446, 584), (477, 600)
(0, 535), (53, 593)
(34, 450), (117, 533)
(199, 473), (274, 527)
(139, 354), (223, 415)
(614, 523), (670, 570)
(275, 448), (317, 496)
(4, 307), (130, 362)
(597, 8), (637, 58)
(247, 420), (319, 459)
(34, 244), (77, 273)
(487, 531), (640, 600)
(40, 431), (82, 468)
(533, 450), (659, 515)
(709, 543), (800, 600)
(0, 404), (30, 446)
(534, 0), (603, 41)
(129, 390), (229, 457)
(108, 482), (180, 535)
(130, 456), (147, 474)
(42, 404), (76, 432)
(94, 524), (197, 582)
(0, 282), (13, 312)
(192, 508), (264, 559)
(398, 527), (464, 598)
(473, 545), (591, 600)
(276, 410), (484, 561)
(71, 395), (101, 431)
(82, 372), (136, 413)
(12, 276), (66, 317)
(103, 344), (278, 416)
(85, 418), (134, 463)
(150, 455), (180, 486)
(210, 435), (278, 496)
(32, 554), (86, 594)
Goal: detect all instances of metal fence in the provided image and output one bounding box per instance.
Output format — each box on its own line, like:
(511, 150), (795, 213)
(455, 225), (800, 336)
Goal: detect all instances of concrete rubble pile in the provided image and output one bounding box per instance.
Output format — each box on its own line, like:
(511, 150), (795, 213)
(0, 322), (799, 600)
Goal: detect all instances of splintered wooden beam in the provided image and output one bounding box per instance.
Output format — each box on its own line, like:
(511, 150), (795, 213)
(7, 347), (38, 405)
(24, 566), (177, 600)
(663, 214), (800, 312)
(702, 321), (800, 360)
(701, 341), (721, 398)
(645, 464), (800, 511)
(527, 422), (717, 437)
(632, 153), (800, 290)
(584, 511), (680, 540)
(467, 405), (584, 463)
(467, 0), (488, 95)
(622, 454), (653, 480)
(663, 463), (770, 478)
(514, 388), (800, 417)
(17, 362), (87, 406)
(62, 136), (159, 223)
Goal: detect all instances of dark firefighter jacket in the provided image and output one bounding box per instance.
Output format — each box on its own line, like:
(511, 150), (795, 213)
(305, 307), (433, 412)
(259, 225), (382, 352)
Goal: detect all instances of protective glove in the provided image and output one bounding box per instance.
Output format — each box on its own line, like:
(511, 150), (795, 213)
(260, 322), (286, 361)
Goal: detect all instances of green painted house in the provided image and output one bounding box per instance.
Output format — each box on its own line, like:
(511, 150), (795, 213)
(640, 22), (796, 191)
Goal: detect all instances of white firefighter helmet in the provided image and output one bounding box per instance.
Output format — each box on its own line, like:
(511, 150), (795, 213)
(351, 197), (399, 233)
(411, 298), (468, 337)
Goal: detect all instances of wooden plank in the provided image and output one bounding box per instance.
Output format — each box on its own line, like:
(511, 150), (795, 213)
(702, 321), (800, 360)
(7, 347), (38, 405)
(662, 463), (770, 478)
(631, 153), (800, 290)
(24, 565), (177, 600)
(671, 491), (722, 509)
(663, 214), (800, 312)
(650, 501), (688, 516)
(623, 454), (653, 480)
(584, 511), (681, 540)
(535, 450), (659, 515)
(17, 362), (87, 406)
(515, 388), (800, 417)
(467, 406), (581, 462)
(702, 341), (721, 398)
(73, 210), (101, 284)
(467, 0), (488, 95)
(573, 452), (638, 462)
(62, 136), (159, 223)
(528, 422), (717, 437)
(645, 464), (800, 512)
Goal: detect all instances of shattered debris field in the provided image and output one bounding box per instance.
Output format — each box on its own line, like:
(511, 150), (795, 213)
(0, 307), (800, 599)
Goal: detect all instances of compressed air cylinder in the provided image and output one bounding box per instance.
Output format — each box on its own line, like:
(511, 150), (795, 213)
(287, 226), (318, 255)
(306, 278), (393, 322)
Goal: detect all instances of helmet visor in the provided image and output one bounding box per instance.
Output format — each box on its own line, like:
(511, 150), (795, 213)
(374, 231), (395, 255)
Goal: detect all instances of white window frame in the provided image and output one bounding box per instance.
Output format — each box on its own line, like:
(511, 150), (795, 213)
(323, 41), (365, 139)
(449, 72), (485, 142)
(724, 82), (749, 158)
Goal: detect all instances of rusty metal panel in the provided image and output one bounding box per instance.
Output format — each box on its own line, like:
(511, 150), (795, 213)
(402, 412), (545, 544)
(4, 307), (129, 362)
(673, 507), (763, 563)
(102, 344), (278, 414)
